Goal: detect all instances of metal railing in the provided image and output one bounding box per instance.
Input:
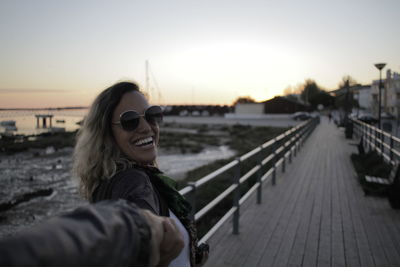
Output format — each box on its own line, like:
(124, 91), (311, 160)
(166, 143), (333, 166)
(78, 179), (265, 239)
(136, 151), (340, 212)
(179, 117), (320, 244)
(351, 118), (400, 165)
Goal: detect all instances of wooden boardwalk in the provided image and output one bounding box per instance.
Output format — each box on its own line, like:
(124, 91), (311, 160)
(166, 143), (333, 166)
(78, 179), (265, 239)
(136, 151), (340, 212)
(205, 118), (400, 267)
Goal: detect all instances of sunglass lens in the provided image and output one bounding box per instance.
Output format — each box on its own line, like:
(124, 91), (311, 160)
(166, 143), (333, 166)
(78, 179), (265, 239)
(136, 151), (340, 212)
(120, 111), (140, 131)
(145, 106), (163, 125)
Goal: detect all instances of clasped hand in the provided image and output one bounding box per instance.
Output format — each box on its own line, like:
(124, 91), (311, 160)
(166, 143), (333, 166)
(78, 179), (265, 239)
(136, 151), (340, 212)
(141, 210), (184, 267)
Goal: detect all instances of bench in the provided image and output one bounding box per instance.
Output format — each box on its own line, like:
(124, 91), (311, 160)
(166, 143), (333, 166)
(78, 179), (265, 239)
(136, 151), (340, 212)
(363, 161), (400, 209)
(362, 161), (398, 194)
(365, 175), (392, 185)
(387, 162), (400, 209)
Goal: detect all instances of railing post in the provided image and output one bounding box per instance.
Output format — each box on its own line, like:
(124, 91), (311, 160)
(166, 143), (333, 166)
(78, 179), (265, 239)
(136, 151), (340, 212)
(303, 123), (308, 145)
(355, 121), (359, 139)
(288, 133), (293, 164)
(282, 133), (286, 173)
(298, 127), (303, 149)
(305, 123), (310, 142)
(362, 123), (366, 150)
(187, 182), (196, 221)
(377, 129), (381, 153)
(369, 125), (372, 151)
(353, 121), (360, 138)
(256, 147), (263, 204)
(232, 158), (241, 235)
(272, 139), (277, 186)
(307, 120), (313, 138)
(300, 125), (306, 146)
(390, 134), (394, 162)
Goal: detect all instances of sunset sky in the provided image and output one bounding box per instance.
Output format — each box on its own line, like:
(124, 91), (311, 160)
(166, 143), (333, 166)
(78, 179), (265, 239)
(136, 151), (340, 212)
(0, 0), (399, 108)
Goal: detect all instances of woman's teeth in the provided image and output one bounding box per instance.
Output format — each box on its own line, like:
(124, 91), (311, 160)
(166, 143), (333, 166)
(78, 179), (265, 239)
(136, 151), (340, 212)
(134, 137), (153, 147)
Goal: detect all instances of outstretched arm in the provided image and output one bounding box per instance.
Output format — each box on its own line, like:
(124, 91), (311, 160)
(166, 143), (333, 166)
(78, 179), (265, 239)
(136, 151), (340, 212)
(0, 200), (183, 267)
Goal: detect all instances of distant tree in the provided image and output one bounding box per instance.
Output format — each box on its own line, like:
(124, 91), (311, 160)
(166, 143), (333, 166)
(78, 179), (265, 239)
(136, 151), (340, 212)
(300, 79), (320, 103)
(285, 94), (300, 102)
(334, 77), (359, 111)
(232, 96), (257, 105)
(338, 75), (359, 88)
(283, 84), (302, 96)
(334, 94), (358, 110)
(298, 79), (334, 109)
(283, 84), (304, 104)
(315, 91), (335, 108)
(283, 86), (294, 96)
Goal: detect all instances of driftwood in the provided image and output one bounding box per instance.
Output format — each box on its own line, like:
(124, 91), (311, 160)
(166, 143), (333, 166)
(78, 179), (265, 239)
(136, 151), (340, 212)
(0, 188), (53, 212)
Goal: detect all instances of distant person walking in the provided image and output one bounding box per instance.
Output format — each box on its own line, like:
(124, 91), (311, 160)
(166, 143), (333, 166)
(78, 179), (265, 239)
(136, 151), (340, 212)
(73, 81), (208, 267)
(328, 112), (332, 122)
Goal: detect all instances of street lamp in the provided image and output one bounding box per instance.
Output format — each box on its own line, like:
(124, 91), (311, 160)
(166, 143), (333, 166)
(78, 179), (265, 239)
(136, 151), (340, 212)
(374, 63), (386, 129)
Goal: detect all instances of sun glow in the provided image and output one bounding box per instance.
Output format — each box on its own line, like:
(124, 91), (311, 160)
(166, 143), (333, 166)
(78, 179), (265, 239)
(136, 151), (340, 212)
(161, 41), (309, 104)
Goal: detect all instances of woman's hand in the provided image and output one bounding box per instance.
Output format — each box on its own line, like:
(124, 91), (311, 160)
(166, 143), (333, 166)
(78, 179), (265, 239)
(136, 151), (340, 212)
(140, 210), (184, 267)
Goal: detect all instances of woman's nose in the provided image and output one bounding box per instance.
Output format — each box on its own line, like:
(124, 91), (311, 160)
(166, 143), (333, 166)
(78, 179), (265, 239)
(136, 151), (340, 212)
(136, 116), (152, 132)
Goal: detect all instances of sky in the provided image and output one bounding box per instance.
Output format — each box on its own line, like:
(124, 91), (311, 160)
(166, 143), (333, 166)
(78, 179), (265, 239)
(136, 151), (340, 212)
(0, 0), (399, 108)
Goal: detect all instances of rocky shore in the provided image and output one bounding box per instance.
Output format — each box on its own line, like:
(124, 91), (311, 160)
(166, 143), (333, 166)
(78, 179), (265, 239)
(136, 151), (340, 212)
(0, 147), (85, 237)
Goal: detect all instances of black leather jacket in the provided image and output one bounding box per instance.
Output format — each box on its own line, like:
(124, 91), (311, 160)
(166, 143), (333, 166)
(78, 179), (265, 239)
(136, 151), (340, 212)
(92, 167), (169, 215)
(0, 200), (151, 267)
(92, 167), (198, 266)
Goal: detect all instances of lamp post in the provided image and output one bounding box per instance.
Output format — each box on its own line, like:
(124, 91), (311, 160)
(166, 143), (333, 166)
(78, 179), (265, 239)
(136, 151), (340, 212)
(374, 63), (386, 129)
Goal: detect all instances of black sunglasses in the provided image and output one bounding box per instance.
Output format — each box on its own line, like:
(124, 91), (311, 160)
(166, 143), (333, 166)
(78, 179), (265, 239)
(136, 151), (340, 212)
(112, 105), (163, 131)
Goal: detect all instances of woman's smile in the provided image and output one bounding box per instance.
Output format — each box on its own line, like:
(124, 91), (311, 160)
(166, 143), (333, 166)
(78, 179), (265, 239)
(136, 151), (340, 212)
(131, 136), (155, 147)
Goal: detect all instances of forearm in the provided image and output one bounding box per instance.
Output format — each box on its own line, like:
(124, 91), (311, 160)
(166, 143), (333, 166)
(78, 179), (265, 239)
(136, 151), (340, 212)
(0, 200), (151, 267)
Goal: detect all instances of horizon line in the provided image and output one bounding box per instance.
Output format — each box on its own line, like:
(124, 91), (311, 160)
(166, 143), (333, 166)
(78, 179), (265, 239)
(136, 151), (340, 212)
(0, 103), (236, 110)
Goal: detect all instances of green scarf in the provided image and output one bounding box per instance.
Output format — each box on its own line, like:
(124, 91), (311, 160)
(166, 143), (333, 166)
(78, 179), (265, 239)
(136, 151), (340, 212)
(144, 167), (199, 266)
(142, 166), (192, 218)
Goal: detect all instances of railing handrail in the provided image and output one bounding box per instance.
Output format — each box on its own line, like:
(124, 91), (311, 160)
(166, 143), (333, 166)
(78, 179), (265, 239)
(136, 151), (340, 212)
(179, 120), (308, 196)
(178, 117), (319, 243)
(350, 118), (400, 165)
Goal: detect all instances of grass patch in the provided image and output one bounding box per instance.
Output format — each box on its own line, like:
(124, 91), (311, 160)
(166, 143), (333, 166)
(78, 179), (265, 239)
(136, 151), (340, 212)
(0, 131), (77, 154)
(159, 131), (222, 154)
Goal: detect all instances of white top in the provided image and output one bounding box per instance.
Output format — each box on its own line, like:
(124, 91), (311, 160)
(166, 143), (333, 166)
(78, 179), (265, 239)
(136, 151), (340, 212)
(168, 209), (191, 267)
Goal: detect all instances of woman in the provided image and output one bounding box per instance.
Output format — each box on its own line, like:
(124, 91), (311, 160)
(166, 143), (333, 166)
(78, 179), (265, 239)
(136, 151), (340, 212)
(73, 81), (208, 267)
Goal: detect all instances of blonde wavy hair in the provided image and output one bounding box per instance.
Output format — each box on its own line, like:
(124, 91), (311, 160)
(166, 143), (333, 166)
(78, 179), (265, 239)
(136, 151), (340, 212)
(73, 81), (141, 201)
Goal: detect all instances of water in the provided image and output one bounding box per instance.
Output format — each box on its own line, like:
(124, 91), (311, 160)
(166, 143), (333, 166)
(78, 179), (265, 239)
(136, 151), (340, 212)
(158, 146), (235, 179)
(0, 110), (301, 136)
(0, 109), (87, 135)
